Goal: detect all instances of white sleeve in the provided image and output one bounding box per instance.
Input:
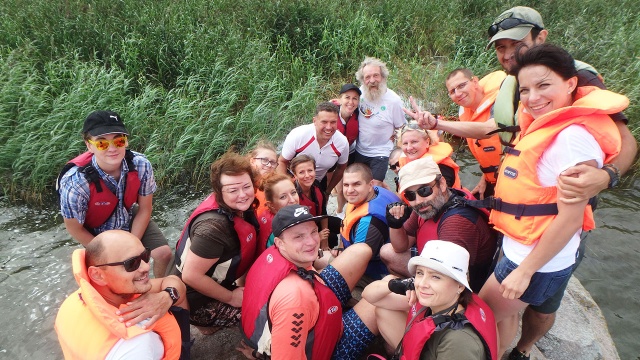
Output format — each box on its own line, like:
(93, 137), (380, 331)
(105, 332), (164, 360)
(537, 124), (605, 187)
(280, 131), (298, 161)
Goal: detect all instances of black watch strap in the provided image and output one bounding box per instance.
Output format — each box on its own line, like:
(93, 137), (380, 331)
(163, 287), (179, 305)
(602, 164), (620, 189)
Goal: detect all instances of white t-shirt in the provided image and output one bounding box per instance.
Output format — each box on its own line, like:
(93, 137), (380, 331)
(281, 123), (349, 180)
(105, 330), (164, 360)
(503, 124), (604, 272)
(355, 88), (406, 157)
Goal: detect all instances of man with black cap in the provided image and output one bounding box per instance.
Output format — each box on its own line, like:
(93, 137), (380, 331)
(58, 110), (172, 277)
(278, 101), (350, 197)
(240, 204), (379, 360)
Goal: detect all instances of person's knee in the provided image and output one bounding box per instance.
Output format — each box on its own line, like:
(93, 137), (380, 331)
(525, 307), (556, 323)
(342, 243), (373, 262)
(151, 245), (173, 263)
(379, 243), (395, 265)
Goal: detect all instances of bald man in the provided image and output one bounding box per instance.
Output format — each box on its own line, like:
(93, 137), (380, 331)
(55, 230), (190, 360)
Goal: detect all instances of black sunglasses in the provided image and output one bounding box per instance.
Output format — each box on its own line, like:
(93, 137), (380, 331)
(389, 161), (400, 171)
(94, 248), (151, 272)
(488, 17), (543, 38)
(403, 176), (441, 201)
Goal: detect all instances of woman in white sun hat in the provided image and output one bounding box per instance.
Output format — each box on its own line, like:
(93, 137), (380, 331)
(362, 240), (498, 359)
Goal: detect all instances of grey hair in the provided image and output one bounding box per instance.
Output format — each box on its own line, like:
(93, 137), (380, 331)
(355, 57), (389, 84)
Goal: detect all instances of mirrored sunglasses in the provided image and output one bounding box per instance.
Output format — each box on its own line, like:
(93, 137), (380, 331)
(87, 136), (128, 151)
(94, 248), (151, 272)
(403, 176), (441, 201)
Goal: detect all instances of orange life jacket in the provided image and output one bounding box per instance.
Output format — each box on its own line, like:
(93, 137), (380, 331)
(459, 71), (506, 184)
(398, 142), (461, 189)
(55, 249), (181, 360)
(490, 87), (626, 245)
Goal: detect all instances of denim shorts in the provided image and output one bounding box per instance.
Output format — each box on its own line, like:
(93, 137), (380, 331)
(494, 256), (573, 306)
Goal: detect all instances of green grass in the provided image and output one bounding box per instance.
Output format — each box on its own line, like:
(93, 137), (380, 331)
(1, 0), (638, 201)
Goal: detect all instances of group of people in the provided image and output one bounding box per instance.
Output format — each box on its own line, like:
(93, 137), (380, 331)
(53, 5), (635, 360)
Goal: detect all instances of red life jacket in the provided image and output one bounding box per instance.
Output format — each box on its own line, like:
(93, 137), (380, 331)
(241, 247), (343, 360)
(57, 150), (141, 230)
(401, 294), (497, 360)
(332, 99), (359, 145)
(256, 208), (275, 256)
(174, 194), (258, 286)
(296, 180), (325, 216)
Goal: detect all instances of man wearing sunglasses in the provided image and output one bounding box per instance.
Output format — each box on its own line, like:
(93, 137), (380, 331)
(58, 110), (172, 278)
(278, 102), (350, 197)
(55, 230), (189, 360)
(380, 157), (497, 293)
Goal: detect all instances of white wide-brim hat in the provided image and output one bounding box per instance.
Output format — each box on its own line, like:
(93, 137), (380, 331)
(407, 240), (471, 291)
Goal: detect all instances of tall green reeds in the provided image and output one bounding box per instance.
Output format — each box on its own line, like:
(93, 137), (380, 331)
(0, 0), (638, 201)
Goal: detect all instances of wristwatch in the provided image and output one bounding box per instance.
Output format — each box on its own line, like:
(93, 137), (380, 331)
(163, 287), (179, 305)
(602, 164), (620, 189)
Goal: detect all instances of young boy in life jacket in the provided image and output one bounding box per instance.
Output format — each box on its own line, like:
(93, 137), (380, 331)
(58, 110), (172, 277)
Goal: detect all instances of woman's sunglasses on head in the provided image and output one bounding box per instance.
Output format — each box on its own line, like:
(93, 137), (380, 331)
(94, 248), (151, 272)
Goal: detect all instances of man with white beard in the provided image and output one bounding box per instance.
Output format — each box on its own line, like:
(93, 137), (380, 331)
(353, 57), (406, 188)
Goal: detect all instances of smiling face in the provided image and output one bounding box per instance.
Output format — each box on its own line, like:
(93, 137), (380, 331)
(292, 161), (316, 190)
(275, 221), (320, 268)
(89, 232), (152, 305)
(445, 72), (481, 109)
(339, 89), (360, 118)
(414, 265), (464, 313)
(220, 173), (255, 212)
(250, 148), (278, 176)
(361, 64), (387, 102)
(494, 30), (546, 74)
(85, 133), (128, 174)
(518, 65), (576, 119)
(267, 179), (300, 213)
(313, 110), (339, 144)
(406, 177), (447, 220)
(401, 130), (430, 161)
(342, 171), (374, 206)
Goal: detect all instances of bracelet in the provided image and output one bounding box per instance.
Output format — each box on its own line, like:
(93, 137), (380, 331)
(429, 115), (439, 130)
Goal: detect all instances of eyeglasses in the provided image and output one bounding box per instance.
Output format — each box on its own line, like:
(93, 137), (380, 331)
(94, 248), (151, 272)
(87, 136), (128, 151)
(389, 161), (400, 171)
(448, 81), (469, 96)
(254, 157), (277, 168)
(488, 17), (543, 38)
(400, 121), (427, 135)
(403, 176), (441, 201)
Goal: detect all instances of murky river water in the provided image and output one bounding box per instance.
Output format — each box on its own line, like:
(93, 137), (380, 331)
(0, 156), (638, 359)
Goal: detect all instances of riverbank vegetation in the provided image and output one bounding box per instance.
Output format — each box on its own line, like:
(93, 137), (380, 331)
(1, 0), (638, 202)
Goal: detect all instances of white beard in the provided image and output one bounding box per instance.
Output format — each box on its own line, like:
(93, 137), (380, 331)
(363, 81), (388, 103)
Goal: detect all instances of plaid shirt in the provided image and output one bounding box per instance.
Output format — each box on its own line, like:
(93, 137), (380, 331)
(59, 151), (156, 234)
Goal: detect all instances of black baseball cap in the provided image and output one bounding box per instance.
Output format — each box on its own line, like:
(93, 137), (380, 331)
(339, 83), (362, 95)
(272, 205), (328, 237)
(82, 110), (129, 136)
